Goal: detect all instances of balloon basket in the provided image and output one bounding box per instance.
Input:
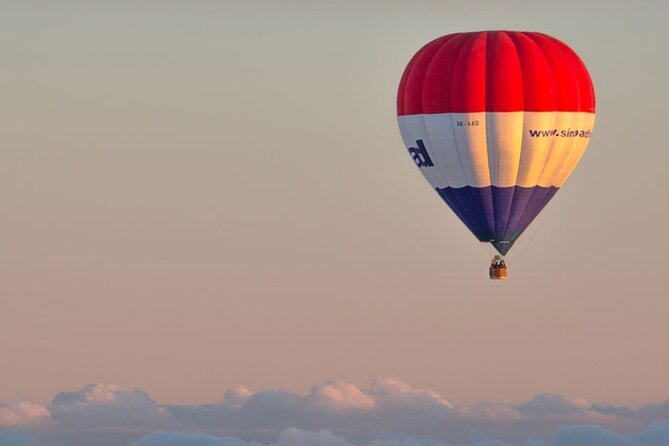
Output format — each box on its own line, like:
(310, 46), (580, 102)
(489, 255), (507, 280)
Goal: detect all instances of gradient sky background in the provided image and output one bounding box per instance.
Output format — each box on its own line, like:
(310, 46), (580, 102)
(1, 0), (667, 409)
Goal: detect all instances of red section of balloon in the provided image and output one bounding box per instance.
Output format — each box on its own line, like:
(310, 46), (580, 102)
(397, 31), (596, 115)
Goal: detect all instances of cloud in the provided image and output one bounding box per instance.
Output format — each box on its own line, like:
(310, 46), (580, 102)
(368, 378), (453, 410)
(0, 402), (50, 428)
(638, 400), (669, 423)
(276, 428), (354, 446)
(515, 394), (590, 417)
(133, 428), (497, 446)
(552, 425), (636, 446)
(2, 379), (669, 446)
(223, 387), (253, 408)
(50, 383), (170, 429)
(460, 401), (521, 421)
(629, 423), (669, 446)
(130, 425), (669, 446)
(134, 431), (261, 446)
(309, 381), (375, 410)
(0, 428), (40, 446)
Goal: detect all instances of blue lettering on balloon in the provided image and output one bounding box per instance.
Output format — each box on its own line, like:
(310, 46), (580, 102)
(408, 139), (434, 168)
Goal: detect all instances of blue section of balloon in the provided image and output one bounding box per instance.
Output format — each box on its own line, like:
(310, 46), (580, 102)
(436, 186), (559, 255)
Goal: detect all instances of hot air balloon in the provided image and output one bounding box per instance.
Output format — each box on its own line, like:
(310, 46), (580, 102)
(396, 31), (595, 279)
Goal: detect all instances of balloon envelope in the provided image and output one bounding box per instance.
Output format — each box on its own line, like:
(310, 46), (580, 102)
(397, 31), (596, 254)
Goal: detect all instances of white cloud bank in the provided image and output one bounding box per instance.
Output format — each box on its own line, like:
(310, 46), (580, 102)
(1, 379), (669, 446)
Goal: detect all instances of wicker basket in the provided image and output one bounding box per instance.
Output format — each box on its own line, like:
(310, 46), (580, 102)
(489, 267), (508, 280)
